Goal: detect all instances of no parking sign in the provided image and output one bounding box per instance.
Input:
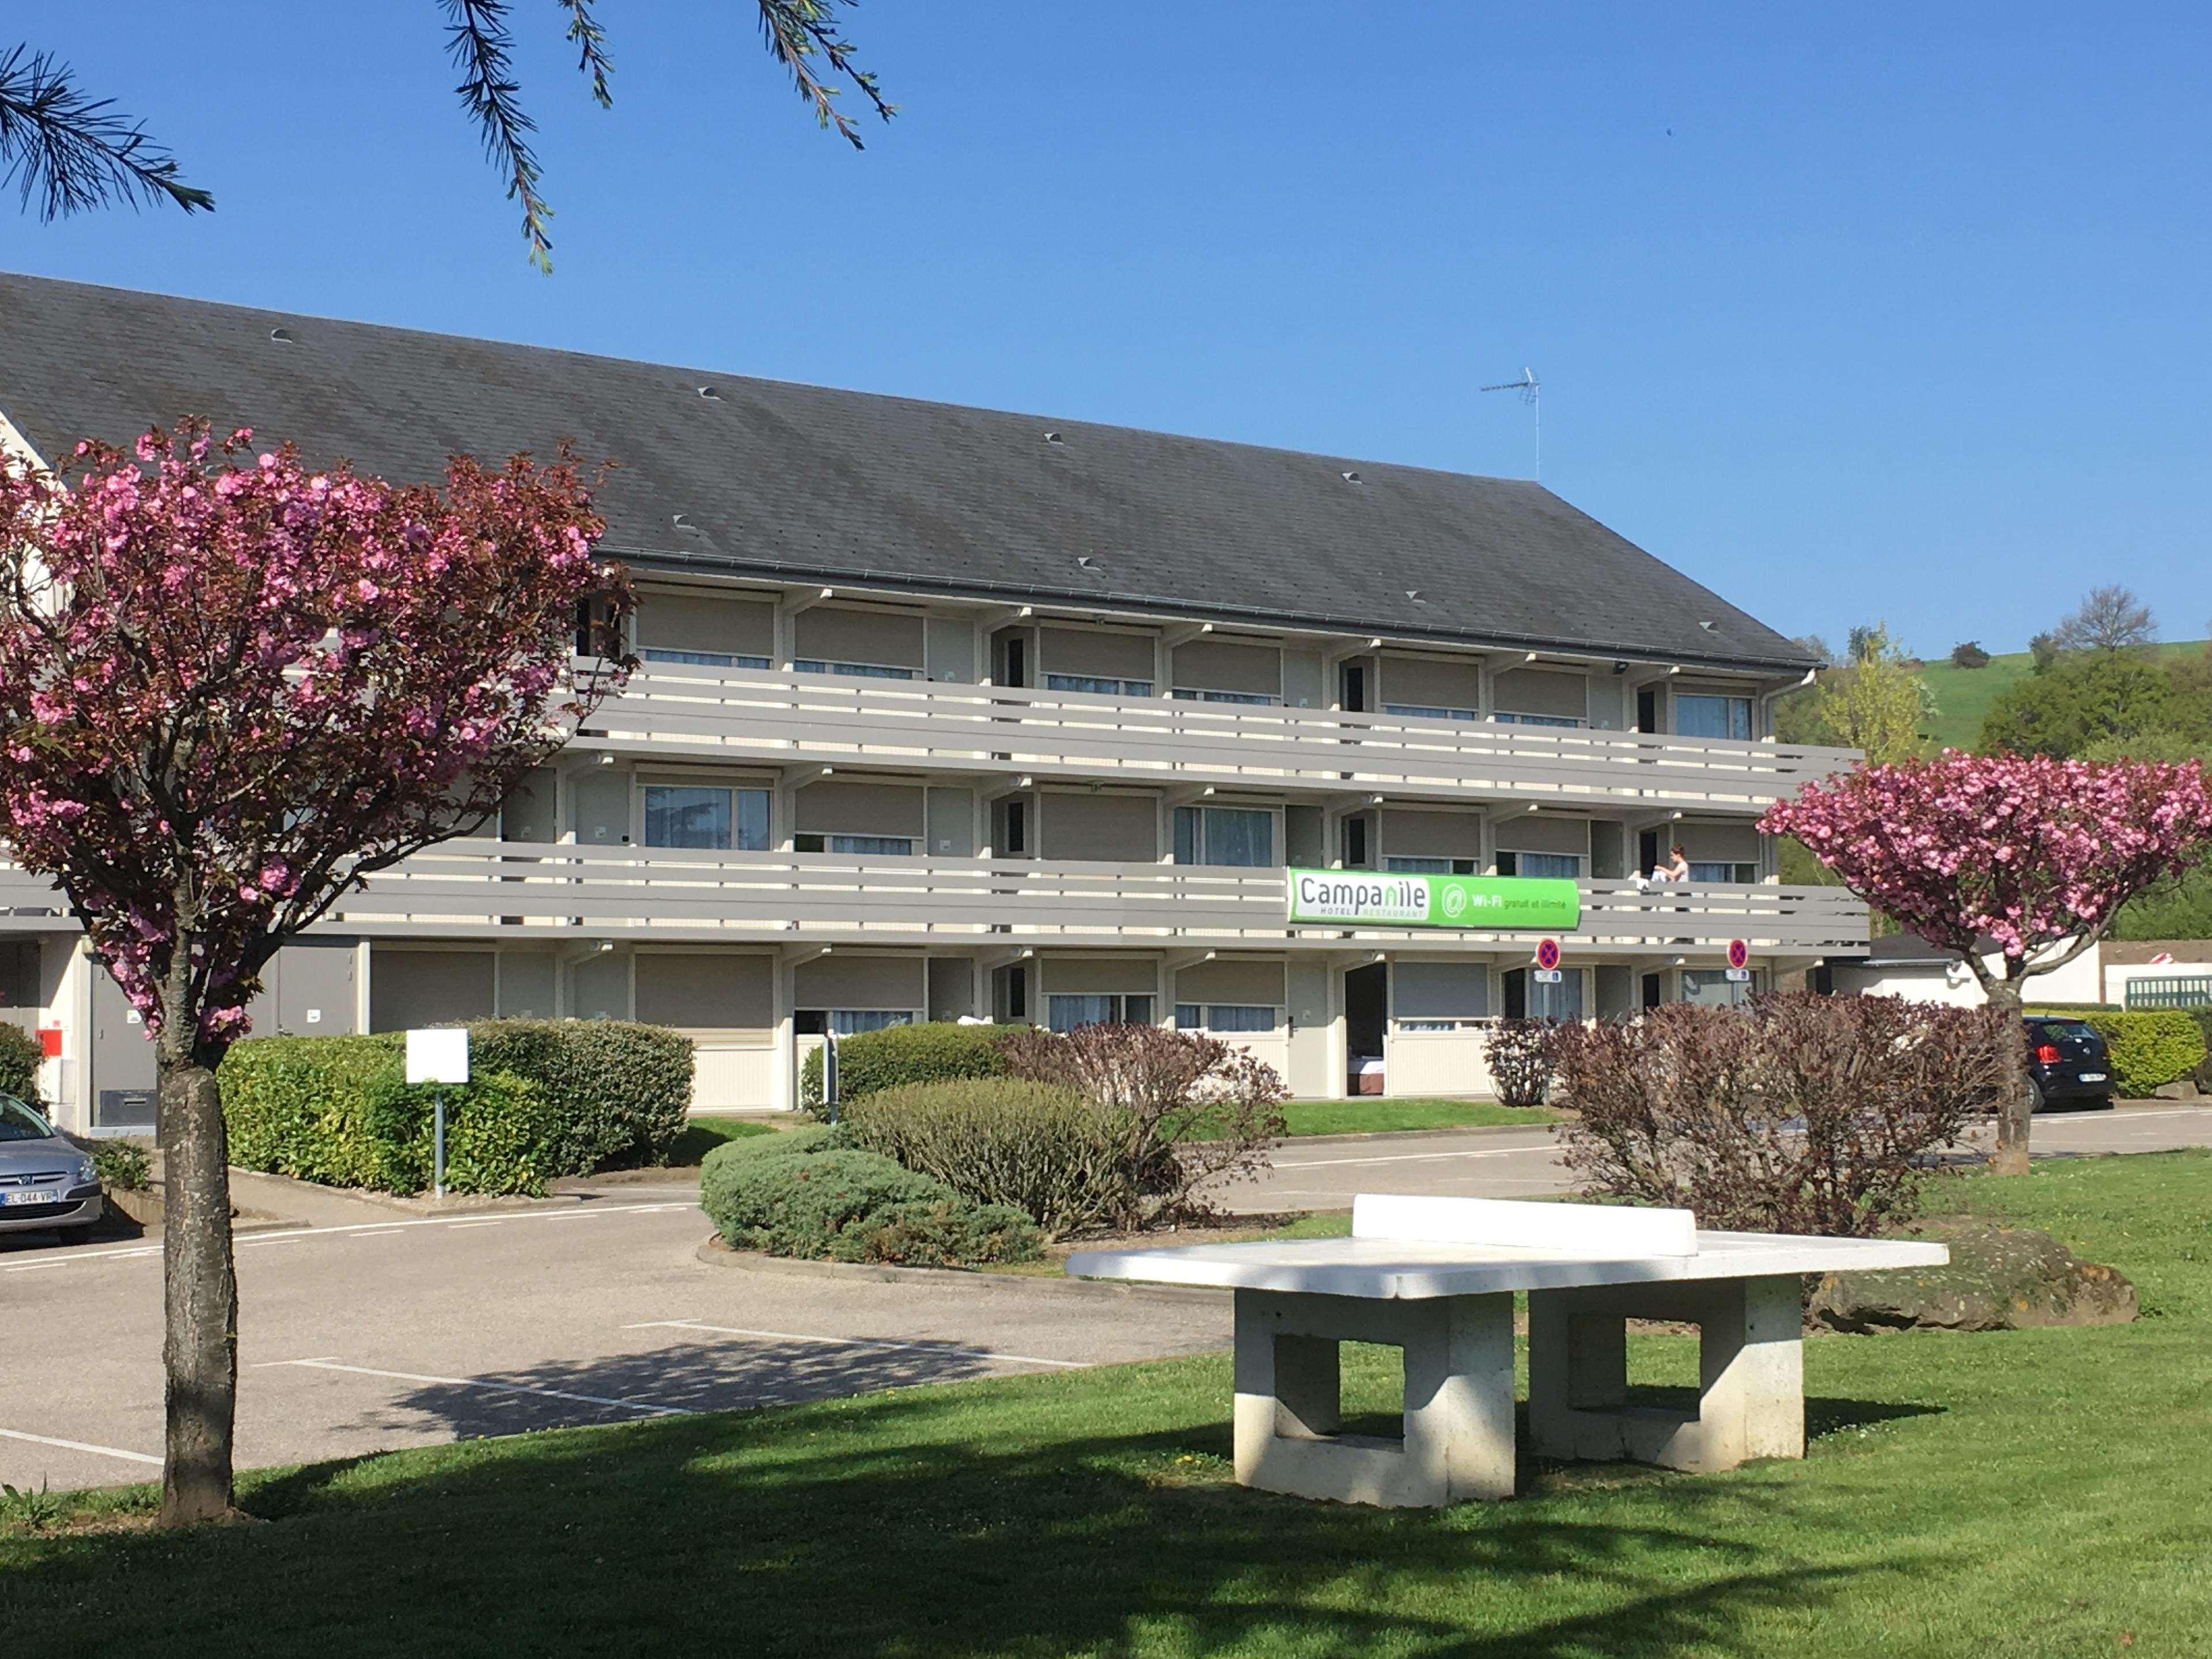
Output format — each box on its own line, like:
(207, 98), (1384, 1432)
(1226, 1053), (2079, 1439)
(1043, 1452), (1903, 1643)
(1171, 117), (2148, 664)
(1535, 938), (1561, 972)
(1726, 938), (1749, 971)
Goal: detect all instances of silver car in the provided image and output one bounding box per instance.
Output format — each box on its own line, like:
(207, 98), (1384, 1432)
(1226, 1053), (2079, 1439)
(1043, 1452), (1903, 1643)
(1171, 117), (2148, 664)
(0, 1094), (104, 1240)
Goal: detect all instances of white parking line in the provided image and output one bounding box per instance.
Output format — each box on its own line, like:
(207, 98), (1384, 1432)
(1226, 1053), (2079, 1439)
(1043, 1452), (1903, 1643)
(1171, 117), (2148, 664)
(2, 1201), (694, 1272)
(258, 1358), (692, 1416)
(1271, 1147), (1528, 1171)
(628, 1319), (1090, 1371)
(0, 1427), (162, 1466)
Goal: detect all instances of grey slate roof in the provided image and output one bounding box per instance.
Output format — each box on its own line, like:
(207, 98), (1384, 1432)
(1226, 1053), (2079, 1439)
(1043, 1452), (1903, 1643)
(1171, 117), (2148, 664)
(0, 272), (1813, 672)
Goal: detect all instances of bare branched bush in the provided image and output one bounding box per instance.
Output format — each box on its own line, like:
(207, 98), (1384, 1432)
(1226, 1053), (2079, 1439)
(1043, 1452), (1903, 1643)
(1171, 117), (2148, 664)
(1482, 1018), (1561, 1107)
(997, 1022), (1287, 1223)
(1552, 993), (2012, 1236)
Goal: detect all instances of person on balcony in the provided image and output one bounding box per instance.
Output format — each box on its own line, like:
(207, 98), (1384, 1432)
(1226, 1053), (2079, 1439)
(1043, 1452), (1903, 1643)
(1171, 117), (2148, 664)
(1633, 845), (1691, 892)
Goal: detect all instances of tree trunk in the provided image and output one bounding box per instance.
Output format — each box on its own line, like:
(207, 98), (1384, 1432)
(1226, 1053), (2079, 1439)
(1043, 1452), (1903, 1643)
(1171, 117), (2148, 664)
(1985, 979), (2032, 1177)
(157, 1046), (241, 1525)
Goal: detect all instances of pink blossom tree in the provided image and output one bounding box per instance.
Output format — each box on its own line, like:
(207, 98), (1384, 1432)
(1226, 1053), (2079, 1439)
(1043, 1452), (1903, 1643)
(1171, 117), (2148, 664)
(0, 423), (634, 1524)
(1762, 752), (2212, 1174)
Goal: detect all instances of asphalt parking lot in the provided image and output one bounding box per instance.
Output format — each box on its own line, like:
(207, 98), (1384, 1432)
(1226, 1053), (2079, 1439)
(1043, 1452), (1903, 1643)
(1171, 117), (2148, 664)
(0, 1196), (1229, 1494)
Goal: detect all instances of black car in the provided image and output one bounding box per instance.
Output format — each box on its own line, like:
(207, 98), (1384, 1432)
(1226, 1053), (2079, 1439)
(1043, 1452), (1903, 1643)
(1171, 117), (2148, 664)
(2025, 1017), (2113, 1112)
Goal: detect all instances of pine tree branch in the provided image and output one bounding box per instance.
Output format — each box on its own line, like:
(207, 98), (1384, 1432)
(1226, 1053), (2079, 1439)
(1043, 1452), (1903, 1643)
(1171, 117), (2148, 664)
(755, 0), (897, 149)
(439, 0), (557, 271)
(0, 45), (213, 219)
(559, 0), (615, 107)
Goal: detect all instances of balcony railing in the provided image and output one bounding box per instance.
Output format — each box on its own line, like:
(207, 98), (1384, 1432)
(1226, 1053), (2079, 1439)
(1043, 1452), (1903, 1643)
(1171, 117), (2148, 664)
(579, 666), (1858, 814)
(0, 844), (1869, 953)
(320, 843), (1866, 955)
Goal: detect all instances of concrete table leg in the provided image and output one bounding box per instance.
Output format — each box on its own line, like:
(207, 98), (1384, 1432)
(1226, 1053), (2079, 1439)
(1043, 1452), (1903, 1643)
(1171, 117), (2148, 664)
(1527, 1274), (1805, 1474)
(1232, 1288), (1516, 1506)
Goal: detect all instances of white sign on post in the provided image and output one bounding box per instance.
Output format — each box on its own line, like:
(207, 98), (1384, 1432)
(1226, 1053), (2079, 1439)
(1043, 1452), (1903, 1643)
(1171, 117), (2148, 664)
(406, 1028), (470, 1086)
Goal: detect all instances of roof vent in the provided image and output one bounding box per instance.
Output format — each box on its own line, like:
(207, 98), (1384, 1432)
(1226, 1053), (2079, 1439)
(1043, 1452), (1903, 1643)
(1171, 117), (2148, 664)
(1699, 620), (1718, 631)
(1340, 469), (1362, 483)
(1405, 589), (1426, 603)
(1075, 555), (1101, 570)
(672, 512), (700, 533)
(1043, 431), (1065, 445)
(268, 327), (294, 343)
(697, 385), (722, 400)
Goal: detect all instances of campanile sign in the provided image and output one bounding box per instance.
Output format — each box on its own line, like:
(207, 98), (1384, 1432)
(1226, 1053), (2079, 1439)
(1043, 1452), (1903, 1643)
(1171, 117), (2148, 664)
(1286, 869), (1580, 931)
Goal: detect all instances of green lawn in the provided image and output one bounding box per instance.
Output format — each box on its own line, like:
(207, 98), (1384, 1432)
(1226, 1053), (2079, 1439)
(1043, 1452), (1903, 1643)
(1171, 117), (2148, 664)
(1278, 1097), (1558, 1136)
(665, 1115), (779, 1164)
(6, 1153), (2207, 1656)
(1916, 639), (2207, 752)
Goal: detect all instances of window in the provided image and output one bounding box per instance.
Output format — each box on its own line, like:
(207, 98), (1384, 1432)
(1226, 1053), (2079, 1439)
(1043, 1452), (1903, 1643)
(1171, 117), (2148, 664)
(1172, 687), (1281, 706)
(1174, 806), (1274, 867)
(1383, 702), (1478, 722)
(827, 1009), (915, 1036)
(1046, 673), (1153, 698)
(792, 658), (920, 680)
(1531, 970), (1585, 1021)
(1047, 994), (1154, 1032)
(1688, 861), (1759, 884)
(640, 647), (771, 670)
(1674, 693), (1753, 741)
(1175, 1003), (1279, 1033)
(1493, 710), (1582, 729)
(793, 832), (915, 857)
(1343, 817), (1370, 868)
(1679, 969), (1751, 1008)
(1498, 851), (1582, 880)
(1385, 857), (1478, 874)
(642, 786), (770, 851)
(1506, 967), (1585, 1021)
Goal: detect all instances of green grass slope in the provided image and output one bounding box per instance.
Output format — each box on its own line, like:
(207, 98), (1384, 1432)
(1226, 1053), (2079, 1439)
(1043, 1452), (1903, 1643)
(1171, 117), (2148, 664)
(1916, 640), (2207, 752)
(6, 1151), (2208, 1657)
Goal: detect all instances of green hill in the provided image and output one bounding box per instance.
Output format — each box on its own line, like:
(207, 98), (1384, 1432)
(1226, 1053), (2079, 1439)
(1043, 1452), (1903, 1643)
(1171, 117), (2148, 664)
(1915, 640), (2209, 752)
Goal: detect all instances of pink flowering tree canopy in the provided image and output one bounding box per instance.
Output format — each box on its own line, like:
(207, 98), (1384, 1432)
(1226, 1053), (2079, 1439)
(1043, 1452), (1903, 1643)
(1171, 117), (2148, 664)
(0, 421), (635, 1059)
(1760, 751), (2212, 979)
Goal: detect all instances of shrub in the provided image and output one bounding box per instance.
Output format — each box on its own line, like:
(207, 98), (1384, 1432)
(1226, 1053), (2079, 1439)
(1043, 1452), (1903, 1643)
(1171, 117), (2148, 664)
(2027, 1008), (2207, 1096)
(359, 1071), (560, 1196)
(86, 1138), (151, 1192)
(0, 1022), (43, 1106)
(1554, 994), (2013, 1236)
(800, 1021), (1018, 1112)
(846, 1078), (1146, 1239)
(221, 1033), (559, 1196)
(996, 1022), (1285, 1222)
(1481, 1019), (1559, 1107)
(221, 1034), (402, 1186)
(220, 1020), (694, 1182)
(463, 1020), (694, 1169)
(1949, 640), (1991, 669)
(699, 1134), (1039, 1265)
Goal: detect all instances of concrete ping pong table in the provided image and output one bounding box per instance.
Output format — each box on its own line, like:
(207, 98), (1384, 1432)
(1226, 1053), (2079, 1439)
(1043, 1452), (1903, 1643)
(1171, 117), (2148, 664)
(1066, 1194), (1948, 1508)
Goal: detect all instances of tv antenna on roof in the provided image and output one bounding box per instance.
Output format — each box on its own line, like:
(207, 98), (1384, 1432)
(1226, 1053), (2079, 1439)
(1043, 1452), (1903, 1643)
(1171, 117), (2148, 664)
(1480, 367), (1540, 480)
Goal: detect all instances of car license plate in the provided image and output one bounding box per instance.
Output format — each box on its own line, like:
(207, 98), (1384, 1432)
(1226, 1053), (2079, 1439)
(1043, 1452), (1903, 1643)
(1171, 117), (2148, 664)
(0, 1187), (61, 1207)
(2078, 1072), (2107, 1084)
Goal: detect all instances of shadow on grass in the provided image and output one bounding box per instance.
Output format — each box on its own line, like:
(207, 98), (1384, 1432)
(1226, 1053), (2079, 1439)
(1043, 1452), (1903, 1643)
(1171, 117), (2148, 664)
(1, 1359), (1944, 1658)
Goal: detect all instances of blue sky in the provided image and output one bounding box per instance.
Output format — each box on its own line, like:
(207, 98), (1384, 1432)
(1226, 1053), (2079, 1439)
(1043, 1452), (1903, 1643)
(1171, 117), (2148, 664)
(10, 5), (2209, 655)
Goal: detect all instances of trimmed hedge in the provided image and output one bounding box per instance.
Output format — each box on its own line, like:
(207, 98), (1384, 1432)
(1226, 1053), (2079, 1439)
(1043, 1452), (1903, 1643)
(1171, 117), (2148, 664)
(360, 1072), (560, 1196)
(464, 1020), (694, 1169)
(2027, 1007), (2207, 1096)
(0, 1021), (43, 1106)
(844, 1079), (1136, 1240)
(221, 1018), (696, 1189)
(699, 1128), (1040, 1266)
(223, 1035), (399, 1184)
(800, 1021), (1019, 1112)
(220, 1036), (556, 1195)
